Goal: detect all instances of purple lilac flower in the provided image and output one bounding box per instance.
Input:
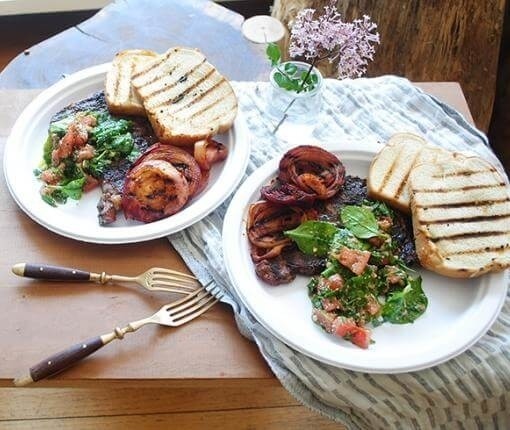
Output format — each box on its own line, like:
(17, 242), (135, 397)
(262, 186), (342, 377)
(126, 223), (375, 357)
(289, 1), (380, 79)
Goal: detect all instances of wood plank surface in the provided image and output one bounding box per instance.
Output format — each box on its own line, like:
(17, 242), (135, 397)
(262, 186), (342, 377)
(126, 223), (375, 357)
(1, 406), (341, 430)
(272, 0), (505, 132)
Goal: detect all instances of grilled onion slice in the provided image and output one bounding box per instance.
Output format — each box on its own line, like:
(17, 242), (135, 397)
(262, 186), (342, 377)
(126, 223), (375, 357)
(122, 159), (190, 223)
(194, 138), (228, 171)
(247, 201), (312, 262)
(138, 143), (202, 197)
(277, 145), (345, 202)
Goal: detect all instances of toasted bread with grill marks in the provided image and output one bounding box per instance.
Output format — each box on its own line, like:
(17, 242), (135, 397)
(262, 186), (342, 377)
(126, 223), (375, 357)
(105, 49), (159, 116)
(409, 156), (510, 278)
(367, 133), (458, 213)
(131, 47), (237, 145)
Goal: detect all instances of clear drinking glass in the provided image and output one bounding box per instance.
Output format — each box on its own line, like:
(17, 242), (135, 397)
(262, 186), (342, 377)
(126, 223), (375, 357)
(267, 61), (323, 126)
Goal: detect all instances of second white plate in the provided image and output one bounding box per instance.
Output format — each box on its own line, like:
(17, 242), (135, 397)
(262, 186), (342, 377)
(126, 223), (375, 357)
(222, 140), (508, 373)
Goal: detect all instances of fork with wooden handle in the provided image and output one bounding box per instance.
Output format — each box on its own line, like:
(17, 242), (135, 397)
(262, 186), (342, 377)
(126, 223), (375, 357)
(11, 263), (199, 294)
(13, 282), (221, 386)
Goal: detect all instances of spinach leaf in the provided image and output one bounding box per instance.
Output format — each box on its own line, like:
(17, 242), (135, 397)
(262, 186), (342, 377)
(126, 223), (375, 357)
(340, 205), (381, 239)
(285, 221), (339, 256)
(42, 134), (54, 167)
(44, 177), (86, 205)
(92, 117), (131, 149)
(330, 228), (369, 253)
(382, 276), (427, 324)
(41, 194), (57, 207)
(362, 199), (394, 219)
(59, 177), (86, 200)
(49, 116), (74, 137)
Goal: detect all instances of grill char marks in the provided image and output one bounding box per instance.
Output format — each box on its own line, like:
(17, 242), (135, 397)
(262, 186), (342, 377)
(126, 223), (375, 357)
(410, 155), (510, 278)
(413, 183), (506, 193)
(367, 132), (456, 213)
(131, 47), (237, 145)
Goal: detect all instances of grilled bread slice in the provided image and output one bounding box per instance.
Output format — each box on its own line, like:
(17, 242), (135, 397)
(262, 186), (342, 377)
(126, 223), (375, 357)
(105, 49), (159, 116)
(131, 47), (237, 145)
(367, 133), (454, 213)
(409, 156), (510, 278)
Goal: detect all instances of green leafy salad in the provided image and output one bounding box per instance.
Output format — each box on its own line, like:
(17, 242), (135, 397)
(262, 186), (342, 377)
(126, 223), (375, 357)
(285, 200), (427, 349)
(35, 111), (139, 207)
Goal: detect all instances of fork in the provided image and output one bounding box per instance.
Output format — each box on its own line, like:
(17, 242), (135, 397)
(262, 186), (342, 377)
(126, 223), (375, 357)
(11, 263), (199, 295)
(13, 281), (222, 386)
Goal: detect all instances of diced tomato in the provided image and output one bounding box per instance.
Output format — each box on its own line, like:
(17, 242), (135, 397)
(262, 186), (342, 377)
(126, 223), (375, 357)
(332, 317), (371, 349)
(337, 248), (371, 275)
(351, 327), (371, 349)
(332, 317), (358, 337)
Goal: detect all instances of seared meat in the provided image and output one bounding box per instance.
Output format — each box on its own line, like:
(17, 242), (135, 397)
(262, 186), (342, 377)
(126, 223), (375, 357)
(52, 92), (108, 122)
(391, 212), (417, 265)
(255, 256), (296, 286)
(255, 246), (326, 286)
(283, 247), (327, 276)
(316, 175), (367, 221)
(253, 176), (417, 285)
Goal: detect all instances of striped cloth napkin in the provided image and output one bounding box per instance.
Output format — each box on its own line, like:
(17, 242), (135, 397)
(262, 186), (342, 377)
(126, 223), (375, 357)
(170, 76), (510, 429)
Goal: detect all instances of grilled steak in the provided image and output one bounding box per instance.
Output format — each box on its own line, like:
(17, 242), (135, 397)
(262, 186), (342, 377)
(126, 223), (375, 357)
(51, 91), (157, 225)
(254, 176), (416, 285)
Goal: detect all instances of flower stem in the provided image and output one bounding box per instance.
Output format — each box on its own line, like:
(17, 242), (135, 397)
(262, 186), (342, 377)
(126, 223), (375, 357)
(272, 59), (317, 134)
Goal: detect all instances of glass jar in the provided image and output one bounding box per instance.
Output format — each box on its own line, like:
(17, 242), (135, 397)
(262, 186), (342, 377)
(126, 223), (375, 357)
(267, 61), (323, 127)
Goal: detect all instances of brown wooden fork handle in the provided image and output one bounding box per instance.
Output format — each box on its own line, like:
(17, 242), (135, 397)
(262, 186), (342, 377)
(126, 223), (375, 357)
(13, 336), (105, 386)
(12, 263), (91, 281)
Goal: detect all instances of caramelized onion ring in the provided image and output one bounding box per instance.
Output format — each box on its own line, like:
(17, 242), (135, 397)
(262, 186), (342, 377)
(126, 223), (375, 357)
(247, 201), (312, 262)
(122, 160), (189, 223)
(278, 145), (345, 200)
(194, 138), (228, 171)
(261, 179), (315, 206)
(137, 143), (202, 197)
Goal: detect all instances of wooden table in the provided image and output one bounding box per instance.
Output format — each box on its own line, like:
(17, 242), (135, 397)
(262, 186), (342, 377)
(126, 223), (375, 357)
(0, 1), (475, 428)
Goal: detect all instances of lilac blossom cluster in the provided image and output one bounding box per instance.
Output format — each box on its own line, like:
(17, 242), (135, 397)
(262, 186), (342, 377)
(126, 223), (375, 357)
(289, 1), (380, 79)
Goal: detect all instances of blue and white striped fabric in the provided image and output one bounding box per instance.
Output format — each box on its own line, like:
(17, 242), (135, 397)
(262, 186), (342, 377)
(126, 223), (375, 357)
(170, 77), (510, 429)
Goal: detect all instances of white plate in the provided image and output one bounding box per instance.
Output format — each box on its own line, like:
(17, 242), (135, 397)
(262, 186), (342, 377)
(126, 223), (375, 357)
(223, 140), (508, 373)
(3, 64), (250, 244)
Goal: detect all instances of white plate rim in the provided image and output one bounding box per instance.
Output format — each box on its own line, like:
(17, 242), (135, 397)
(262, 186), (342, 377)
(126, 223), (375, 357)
(222, 140), (508, 373)
(3, 63), (250, 244)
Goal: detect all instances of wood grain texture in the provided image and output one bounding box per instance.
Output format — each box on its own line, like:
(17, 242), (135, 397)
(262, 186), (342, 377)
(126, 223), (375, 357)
(0, 406), (342, 430)
(272, 0), (505, 131)
(0, 380), (296, 419)
(489, 2), (510, 173)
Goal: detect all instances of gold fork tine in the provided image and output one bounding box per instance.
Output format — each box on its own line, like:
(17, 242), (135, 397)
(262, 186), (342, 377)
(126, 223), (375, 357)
(149, 282), (197, 291)
(172, 297), (219, 326)
(165, 284), (208, 310)
(150, 275), (199, 286)
(168, 288), (211, 314)
(169, 284), (223, 321)
(171, 294), (218, 321)
(151, 268), (197, 280)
